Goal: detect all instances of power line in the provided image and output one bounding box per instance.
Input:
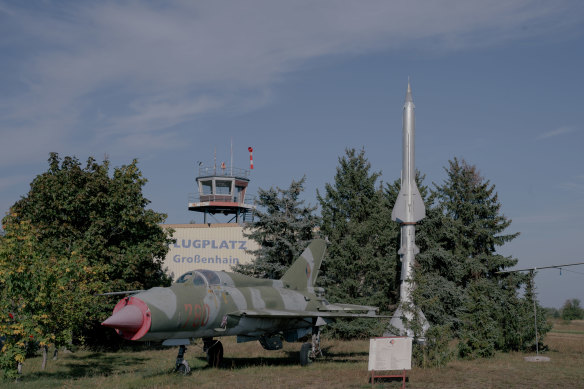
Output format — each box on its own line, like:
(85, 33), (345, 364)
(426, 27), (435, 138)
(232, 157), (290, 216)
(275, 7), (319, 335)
(559, 267), (584, 276)
(496, 261), (584, 274)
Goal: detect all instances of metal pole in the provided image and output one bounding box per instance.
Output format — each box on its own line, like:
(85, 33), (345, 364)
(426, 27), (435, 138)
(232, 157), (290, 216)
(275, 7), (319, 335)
(530, 270), (539, 356)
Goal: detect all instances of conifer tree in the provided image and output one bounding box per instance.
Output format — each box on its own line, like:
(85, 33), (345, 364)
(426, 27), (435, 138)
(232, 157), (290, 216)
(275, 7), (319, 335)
(317, 148), (397, 338)
(233, 176), (319, 279)
(413, 158), (549, 357)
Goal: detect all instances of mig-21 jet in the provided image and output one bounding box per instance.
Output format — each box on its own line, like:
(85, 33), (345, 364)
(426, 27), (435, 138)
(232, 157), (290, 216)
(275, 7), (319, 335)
(102, 239), (386, 373)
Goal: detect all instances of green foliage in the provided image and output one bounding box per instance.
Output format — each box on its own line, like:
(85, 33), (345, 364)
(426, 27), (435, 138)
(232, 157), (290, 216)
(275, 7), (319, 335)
(413, 324), (454, 368)
(544, 307), (560, 319)
(457, 278), (502, 358)
(561, 299), (584, 320)
(317, 148), (397, 338)
(0, 153), (172, 377)
(413, 158), (549, 358)
(0, 221), (38, 379)
(234, 176), (319, 279)
(0, 219), (106, 379)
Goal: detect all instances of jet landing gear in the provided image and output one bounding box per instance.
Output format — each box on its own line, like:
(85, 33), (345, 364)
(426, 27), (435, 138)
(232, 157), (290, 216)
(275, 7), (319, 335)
(203, 337), (224, 368)
(300, 326), (323, 366)
(175, 344), (191, 375)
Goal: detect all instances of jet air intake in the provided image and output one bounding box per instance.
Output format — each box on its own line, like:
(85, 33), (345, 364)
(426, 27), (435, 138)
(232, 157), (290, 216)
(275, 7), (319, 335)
(102, 296), (151, 340)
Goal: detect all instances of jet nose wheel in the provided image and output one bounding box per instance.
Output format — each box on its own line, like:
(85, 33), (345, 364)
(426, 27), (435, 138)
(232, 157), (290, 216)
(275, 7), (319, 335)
(176, 360), (190, 375)
(174, 344), (191, 375)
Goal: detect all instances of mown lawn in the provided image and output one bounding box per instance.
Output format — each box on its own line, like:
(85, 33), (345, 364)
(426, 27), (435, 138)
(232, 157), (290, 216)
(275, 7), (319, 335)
(3, 320), (583, 388)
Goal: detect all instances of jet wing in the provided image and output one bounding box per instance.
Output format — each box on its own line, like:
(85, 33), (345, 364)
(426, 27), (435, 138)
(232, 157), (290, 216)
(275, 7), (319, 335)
(227, 306), (389, 319)
(96, 290), (145, 296)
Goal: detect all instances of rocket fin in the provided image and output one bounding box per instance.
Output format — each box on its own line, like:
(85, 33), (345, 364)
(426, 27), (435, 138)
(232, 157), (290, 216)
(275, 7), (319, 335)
(391, 185), (426, 223)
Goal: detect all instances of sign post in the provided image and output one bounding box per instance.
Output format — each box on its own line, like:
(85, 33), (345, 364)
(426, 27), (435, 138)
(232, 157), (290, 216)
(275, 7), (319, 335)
(368, 336), (412, 388)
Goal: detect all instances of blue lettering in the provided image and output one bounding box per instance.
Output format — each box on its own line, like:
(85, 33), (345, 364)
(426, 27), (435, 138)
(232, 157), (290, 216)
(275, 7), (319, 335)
(173, 242), (180, 248)
(202, 257), (207, 264)
(193, 240), (201, 248)
(238, 241), (247, 250)
(232, 257), (239, 264)
(173, 254), (181, 263)
(202, 240), (210, 248)
(211, 240), (218, 249)
(194, 255), (201, 263)
(229, 240), (236, 249)
(182, 239), (191, 248)
(186, 256), (193, 263)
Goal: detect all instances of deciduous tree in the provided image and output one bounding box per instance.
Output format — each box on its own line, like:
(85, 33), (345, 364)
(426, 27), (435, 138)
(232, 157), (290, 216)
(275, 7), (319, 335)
(0, 153), (172, 377)
(561, 298), (584, 320)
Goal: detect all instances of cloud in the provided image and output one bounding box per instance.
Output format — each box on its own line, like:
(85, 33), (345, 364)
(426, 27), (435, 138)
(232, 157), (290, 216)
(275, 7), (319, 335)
(536, 126), (577, 140)
(1, 0), (582, 166)
(561, 175), (584, 195)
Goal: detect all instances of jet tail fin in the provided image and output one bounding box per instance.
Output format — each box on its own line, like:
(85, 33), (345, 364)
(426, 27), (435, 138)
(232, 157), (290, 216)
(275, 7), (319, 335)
(280, 239), (326, 290)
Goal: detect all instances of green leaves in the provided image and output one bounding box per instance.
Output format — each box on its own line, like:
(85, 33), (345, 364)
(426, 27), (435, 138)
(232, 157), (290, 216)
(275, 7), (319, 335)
(561, 299), (584, 320)
(0, 153), (172, 378)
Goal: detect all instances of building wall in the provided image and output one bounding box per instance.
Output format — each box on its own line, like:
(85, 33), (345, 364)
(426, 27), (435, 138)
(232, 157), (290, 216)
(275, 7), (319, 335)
(161, 224), (258, 280)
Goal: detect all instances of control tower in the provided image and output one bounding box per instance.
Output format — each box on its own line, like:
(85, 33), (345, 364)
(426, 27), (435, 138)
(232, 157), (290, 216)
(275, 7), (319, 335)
(188, 163), (255, 224)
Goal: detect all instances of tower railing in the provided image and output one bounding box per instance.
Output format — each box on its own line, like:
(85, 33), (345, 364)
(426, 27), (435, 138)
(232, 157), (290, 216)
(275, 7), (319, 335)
(188, 193), (256, 207)
(198, 166), (250, 179)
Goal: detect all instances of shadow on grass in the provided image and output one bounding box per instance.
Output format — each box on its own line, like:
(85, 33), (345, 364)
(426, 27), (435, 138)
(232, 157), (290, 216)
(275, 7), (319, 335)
(20, 353), (151, 382)
(17, 345), (371, 382)
(193, 346), (369, 370)
(319, 345), (369, 360)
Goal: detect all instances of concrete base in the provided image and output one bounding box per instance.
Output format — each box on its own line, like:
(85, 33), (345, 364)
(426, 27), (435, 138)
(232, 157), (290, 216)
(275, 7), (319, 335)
(524, 356), (551, 362)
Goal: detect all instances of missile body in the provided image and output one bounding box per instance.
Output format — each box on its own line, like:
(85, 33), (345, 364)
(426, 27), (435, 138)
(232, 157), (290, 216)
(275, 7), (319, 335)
(388, 81), (429, 338)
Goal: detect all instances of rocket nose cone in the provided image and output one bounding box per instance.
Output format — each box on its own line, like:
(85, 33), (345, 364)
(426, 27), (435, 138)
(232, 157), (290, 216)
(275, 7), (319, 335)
(102, 305), (144, 331)
(405, 80), (413, 103)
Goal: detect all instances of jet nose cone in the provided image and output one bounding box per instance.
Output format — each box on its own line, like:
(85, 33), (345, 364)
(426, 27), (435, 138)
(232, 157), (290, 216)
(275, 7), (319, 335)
(101, 296), (152, 340)
(102, 304), (144, 331)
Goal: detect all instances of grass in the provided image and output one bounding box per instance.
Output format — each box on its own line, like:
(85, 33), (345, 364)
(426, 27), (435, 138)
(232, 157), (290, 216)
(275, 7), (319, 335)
(3, 320), (583, 388)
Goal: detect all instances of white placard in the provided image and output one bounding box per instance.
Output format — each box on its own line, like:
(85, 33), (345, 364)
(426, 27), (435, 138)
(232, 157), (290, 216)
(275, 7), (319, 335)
(368, 337), (412, 371)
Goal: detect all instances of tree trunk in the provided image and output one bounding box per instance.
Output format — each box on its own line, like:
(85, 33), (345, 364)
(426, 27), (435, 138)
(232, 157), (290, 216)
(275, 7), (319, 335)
(42, 345), (48, 370)
(53, 347), (59, 360)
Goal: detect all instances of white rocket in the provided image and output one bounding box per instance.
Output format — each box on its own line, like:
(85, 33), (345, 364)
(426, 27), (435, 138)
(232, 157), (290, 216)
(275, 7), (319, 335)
(388, 80), (429, 338)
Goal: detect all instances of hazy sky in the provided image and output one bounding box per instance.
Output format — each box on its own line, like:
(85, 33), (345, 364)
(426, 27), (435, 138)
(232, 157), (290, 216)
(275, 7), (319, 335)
(1, 1), (583, 308)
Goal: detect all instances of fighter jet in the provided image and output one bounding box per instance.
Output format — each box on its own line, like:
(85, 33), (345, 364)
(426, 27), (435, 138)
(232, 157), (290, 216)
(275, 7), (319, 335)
(102, 239), (386, 373)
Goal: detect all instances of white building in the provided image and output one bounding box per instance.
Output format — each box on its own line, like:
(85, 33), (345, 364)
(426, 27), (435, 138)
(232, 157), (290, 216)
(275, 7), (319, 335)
(161, 224), (258, 280)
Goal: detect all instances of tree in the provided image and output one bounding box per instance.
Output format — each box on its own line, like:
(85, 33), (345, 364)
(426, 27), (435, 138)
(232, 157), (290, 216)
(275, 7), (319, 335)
(561, 299), (584, 320)
(317, 148), (397, 338)
(0, 153), (172, 377)
(233, 176), (319, 279)
(0, 219), (106, 379)
(414, 158), (549, 357)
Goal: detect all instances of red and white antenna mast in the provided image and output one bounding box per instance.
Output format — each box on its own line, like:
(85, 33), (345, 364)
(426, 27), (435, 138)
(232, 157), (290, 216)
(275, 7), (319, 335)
(248, 147), (254, 170)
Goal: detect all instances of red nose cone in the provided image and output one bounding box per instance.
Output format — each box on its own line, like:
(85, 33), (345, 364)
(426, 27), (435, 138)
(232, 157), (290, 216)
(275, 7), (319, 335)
(102, 296), (151, 341)
(102, 305), (143, 331)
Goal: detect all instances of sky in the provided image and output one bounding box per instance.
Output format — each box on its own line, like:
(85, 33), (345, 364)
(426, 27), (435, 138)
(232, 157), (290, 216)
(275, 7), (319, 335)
(1, 1), (583, 308)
